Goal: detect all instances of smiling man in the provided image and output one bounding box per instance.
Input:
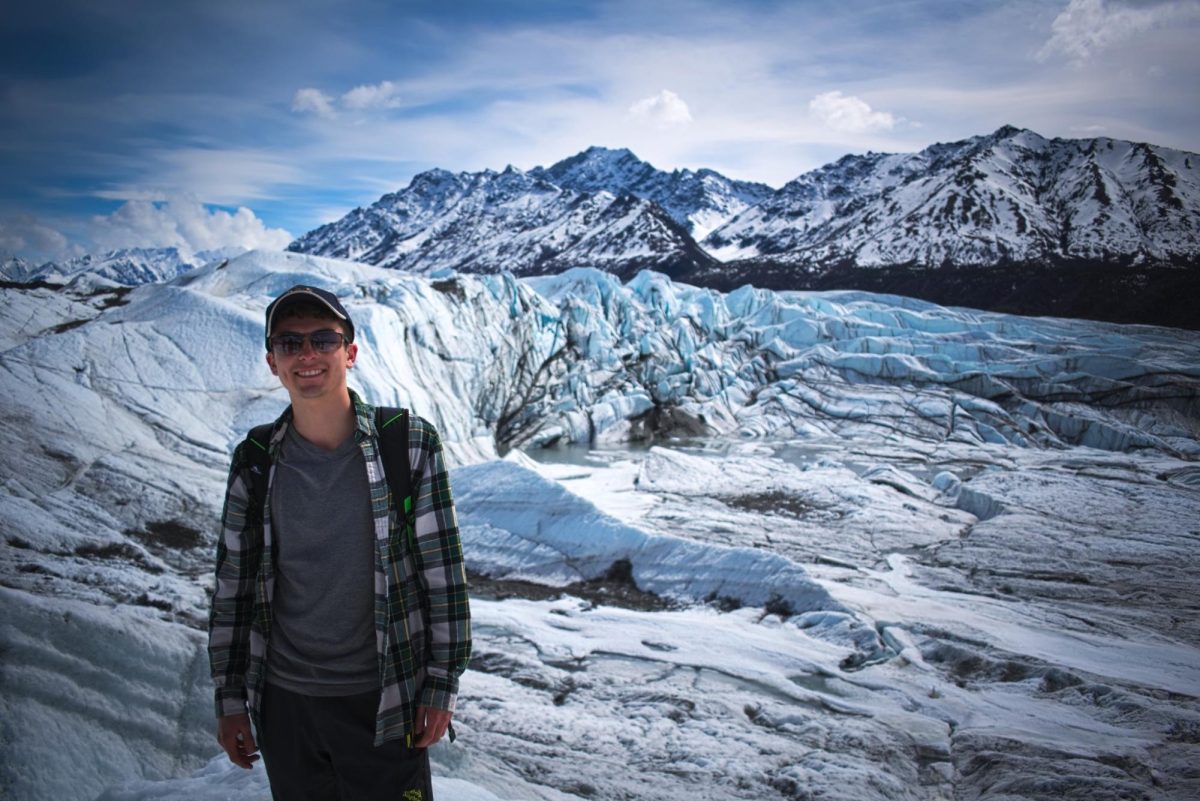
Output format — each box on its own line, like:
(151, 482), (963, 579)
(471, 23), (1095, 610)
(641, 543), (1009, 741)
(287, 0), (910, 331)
(207, 284), (471, 801)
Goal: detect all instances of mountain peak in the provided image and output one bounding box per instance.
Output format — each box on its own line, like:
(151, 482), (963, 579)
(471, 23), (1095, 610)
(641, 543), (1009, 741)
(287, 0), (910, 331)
(581, 145), (639, 160)
(1, 255), (36, 282)
(527, 147), (774, 237)
(541, 146), (648, 179)
(400, 168), (464, 200)
(990, 123), (1029, 140)
(410, 167), (458, 183)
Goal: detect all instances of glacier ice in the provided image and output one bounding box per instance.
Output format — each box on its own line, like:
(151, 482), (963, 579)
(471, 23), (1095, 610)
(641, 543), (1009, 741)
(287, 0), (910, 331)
(2, 250), (1199, 801)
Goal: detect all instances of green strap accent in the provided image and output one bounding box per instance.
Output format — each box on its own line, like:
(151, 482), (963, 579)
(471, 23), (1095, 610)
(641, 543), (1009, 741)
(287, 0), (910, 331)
(375, 407), (415, 552)
(248, 436), (269, 452)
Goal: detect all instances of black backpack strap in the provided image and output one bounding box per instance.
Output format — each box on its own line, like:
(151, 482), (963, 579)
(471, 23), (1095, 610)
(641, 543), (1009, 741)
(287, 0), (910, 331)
(241, 423), (274, 525)
(376, 407), (414, 548)
(375, 408), (455, 742)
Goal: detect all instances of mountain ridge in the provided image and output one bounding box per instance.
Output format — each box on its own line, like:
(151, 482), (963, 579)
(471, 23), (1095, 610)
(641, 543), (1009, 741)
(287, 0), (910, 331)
(285, 126), (1198, 327)
(704, 125), (1198, 268)
(1, 246), (245, 288)
(288, 164), (719, 280)
(530, 145), (775, 239)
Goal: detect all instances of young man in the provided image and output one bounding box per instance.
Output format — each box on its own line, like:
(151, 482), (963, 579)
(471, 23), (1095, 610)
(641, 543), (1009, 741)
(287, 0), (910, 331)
(208, 284), (471, 801)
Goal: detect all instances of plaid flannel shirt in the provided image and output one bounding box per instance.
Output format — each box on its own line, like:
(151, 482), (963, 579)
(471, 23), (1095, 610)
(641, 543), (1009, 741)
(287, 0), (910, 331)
(207, 390), (471, 746)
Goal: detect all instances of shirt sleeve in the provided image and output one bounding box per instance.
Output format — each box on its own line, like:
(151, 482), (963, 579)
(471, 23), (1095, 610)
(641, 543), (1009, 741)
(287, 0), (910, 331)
(408, 418), (472, 711)
(207, 442), (262, 718)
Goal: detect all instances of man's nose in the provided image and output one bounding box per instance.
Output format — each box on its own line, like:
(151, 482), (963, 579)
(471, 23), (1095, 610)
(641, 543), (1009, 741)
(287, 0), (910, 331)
(297, 336), (320, 358)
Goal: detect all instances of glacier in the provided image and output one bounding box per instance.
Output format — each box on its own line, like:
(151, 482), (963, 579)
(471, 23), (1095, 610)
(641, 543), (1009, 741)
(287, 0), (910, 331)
(1, 250), (1199, 801)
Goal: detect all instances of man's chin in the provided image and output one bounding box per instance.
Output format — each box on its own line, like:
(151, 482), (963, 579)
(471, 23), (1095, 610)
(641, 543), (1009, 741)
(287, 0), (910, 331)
(289, 381), (347, 401)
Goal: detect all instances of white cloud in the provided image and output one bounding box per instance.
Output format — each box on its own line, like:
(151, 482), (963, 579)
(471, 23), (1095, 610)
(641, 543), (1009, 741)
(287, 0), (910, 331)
(89, 196), (292, 260)
(342, 80), (402, 111)
(808, 91), (896, 134)
(292, 81), (403, 118)
(0, 215), (82, 262)
(1037, 0), (1200, 64)
(292, 87), (336, 118)
(628, 90), (693, 127)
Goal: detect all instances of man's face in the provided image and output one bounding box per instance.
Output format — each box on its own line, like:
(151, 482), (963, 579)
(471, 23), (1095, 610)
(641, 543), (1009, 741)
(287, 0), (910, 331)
(265, 315), (358, 402)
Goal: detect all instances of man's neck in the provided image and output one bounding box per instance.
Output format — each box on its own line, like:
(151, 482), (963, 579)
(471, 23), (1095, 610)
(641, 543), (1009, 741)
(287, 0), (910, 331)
(290, 390), (356, 450)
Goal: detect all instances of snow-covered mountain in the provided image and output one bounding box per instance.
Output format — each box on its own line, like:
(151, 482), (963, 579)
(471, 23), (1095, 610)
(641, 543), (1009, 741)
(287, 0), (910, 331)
(4, 252), (1200, 801)
(530, 146), (774, 240)
(5, 246), (245, 289)
(288, 166), (717, 280)
(289, 128), (1199, 327)
(1, 255), (39, 283)
(695, 126), (1200, 327)
(704, 124), (1199, 269)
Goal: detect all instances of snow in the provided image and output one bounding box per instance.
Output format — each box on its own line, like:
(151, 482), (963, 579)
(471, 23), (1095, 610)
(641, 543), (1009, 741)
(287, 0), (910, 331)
(0, 588), (211, 801)
(527, 146), (774, 240)
(13, 248), (241, 288)
(288, 165), (711, 279)
(706, 126), (1200, 269)
(1, 250), (1198, 801)
(456, 460), (851, 617)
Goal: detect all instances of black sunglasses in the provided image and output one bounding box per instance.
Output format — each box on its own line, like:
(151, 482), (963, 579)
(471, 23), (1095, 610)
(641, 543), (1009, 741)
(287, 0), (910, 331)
(269, 329), (349, 356)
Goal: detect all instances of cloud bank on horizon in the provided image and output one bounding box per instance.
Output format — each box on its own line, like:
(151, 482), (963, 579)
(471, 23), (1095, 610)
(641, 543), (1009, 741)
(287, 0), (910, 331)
(2, 0), (1197, 262)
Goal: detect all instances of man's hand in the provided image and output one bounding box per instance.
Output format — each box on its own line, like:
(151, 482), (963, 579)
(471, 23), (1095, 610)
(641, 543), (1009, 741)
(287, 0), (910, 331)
(412, 705), (452, 748)
(217, 712), (260, 769)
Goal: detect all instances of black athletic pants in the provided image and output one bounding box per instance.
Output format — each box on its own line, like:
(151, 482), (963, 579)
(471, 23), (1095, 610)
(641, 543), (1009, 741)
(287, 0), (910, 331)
(261, 683), (433, 801)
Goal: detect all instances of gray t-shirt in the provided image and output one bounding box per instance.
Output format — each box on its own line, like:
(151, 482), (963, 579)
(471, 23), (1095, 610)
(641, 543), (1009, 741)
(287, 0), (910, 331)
(265, 424), (377, 696)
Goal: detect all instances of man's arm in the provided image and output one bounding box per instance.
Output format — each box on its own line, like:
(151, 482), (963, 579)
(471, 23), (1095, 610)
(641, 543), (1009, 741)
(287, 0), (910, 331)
(207, 443), (263, 729)
(408, 418), (472, 721)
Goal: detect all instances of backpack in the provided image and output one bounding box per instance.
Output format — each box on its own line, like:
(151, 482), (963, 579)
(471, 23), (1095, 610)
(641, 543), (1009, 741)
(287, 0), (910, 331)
(240, 407), (415, 546)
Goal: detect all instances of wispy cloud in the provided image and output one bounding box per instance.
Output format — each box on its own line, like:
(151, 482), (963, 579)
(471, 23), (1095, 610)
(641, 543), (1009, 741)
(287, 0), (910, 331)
(808, 91), (896, 134)
(95, 148), (306, 206)
(1037, 0), (1200, 65)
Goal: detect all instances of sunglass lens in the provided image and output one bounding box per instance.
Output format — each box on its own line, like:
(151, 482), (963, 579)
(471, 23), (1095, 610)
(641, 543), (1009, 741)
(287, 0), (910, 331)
(310, 332), (344, 352)
(273, 335), (304, 355)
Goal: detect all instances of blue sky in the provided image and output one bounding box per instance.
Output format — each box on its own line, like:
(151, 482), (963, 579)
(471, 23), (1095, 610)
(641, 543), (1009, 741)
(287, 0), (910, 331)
(3, 0), (1199, 262)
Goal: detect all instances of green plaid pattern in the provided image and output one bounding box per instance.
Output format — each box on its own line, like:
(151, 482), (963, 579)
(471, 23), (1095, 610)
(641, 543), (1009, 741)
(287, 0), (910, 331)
(207, 390), (471, 746)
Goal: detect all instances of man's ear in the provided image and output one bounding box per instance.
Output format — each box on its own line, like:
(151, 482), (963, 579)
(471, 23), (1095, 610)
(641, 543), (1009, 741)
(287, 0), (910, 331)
(266, 351), (278, 376)
(345, 342), (358, 369)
